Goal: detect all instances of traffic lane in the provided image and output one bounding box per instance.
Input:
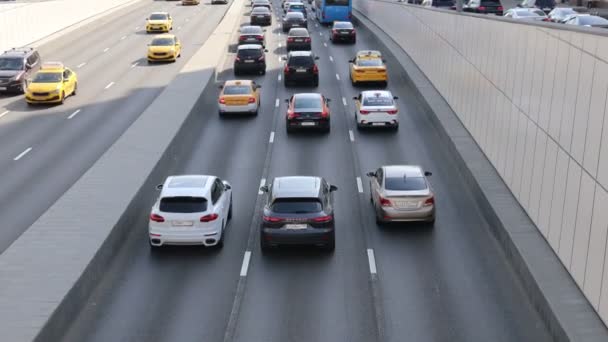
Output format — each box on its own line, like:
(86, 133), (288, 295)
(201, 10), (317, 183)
(62, 7), (280, 341)
(326, 20), (552, 341)
(232, 27), (379, 342)
(0, 4), (227, 252)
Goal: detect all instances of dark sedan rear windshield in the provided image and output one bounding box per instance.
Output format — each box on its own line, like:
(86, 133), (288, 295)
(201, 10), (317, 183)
(294, 96), (322, 109)
(160, 197), (207, 213)
(385, 177), (427, 191)
(238, 48), (263, 58)
(289, 28), (309, 36)
(288, 55), (314, 67)
(333, 22), (353, 29)
(326, 0), (349, 5)
(271, 198), (323, 213)
(241, 26), (263, 34)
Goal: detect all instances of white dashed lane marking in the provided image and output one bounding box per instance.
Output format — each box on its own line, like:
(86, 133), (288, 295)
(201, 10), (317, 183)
(356, 177), (363, 193)
(77, 62), (86, 68)
(275, 98), (279, 107)
(105, 82), (115, 89)
(0, 110), (9, 119)
(121, 35), (127, 40)
(258, 178), (266, 195)
(323, 42), (327, 47)
(67, 109), (81, 119)
(342, 97), (347, 106)
(349, 130), (355, 142)
(329, 56), (333, 62)
(240, 251), (252, 276)
(14, 147), (32, 161)
(367, 249), (377, 274)
(336, 74), (340, 81)
(103, 47), (109, 53)
(131, 62), (139, 68)
(269, 131), (275, 143)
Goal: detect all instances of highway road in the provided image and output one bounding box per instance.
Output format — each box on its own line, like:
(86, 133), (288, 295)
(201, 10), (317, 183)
(60, 1), (552, 342)
(0, 0), (230, 252)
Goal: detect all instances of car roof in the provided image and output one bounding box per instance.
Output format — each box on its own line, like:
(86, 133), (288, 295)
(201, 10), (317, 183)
(237, 44), (264, 50)
(150, 11), (169, 15)
(362, 90), (392, 98)
(161, 175), (212, 197)
(383, 165), (424, 178)
(1, 47), (35, 58)
(356, 50), (382, 59)
(288, 50), (313, 57)
(333, 21), (353, 26)
(39, 61), (65, 72)
(286, 11), (304, 17)
(224, 79), (253, 86)
(271, 176), (321, 199)
(153, 34), (176, 39)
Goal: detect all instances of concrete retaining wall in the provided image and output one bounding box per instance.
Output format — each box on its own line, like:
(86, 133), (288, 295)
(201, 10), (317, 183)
(353, 0), (608, 331)
(0, 0), (143, 52)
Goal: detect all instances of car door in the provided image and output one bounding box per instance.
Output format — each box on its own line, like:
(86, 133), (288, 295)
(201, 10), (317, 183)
(354, 93), (362, 118)
(175, 38), (181, 56)
(66, 69), (76, 94)
(213, 178), (228, 222)
(371, 168), (383, 206)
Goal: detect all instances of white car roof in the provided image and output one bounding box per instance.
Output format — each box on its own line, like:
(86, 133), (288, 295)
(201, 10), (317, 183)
(361, 90), (393, 99)
(150, 11), (169, 15)
(384, 165), (424, 178)
(160, 175), (213, 198)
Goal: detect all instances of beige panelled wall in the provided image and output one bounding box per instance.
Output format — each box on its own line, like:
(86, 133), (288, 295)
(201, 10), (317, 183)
(354, 0), (608, 324)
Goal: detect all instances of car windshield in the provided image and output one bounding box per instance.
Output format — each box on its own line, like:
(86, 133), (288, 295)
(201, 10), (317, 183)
(151, 38), (174, 46)
(31, 72), (62, 83)
(286, 12), (304, 19)
(271, 198), (323, 213)
(238, 48), (262, 58)
(357, 59), (383, 67)
(333, 22), (353, 29)
(160, 196), (207, 213)
(294, 96), (322, 109)
(149, 14), (167, 20)
(224, 85), (252, 95)
(289, 29), (308, 36)
(241, 26), (263, 34)
(363, 95), (393, 106)
(326, 0), (349, 5)
(385, 177), (427, 191)
(252, 7), (270, 13)
(288, 55), (314, 67)
(289, 4), (305, 9)
(578, 15), (608, 25)
(555, 8), (576, 16)
(0, 58), (23, 71)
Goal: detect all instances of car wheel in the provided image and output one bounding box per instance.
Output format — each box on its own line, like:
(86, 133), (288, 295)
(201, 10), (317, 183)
(313, 78), (319, 87)
(72, 82), (77, 96)
(228, 197), (233, 220)
(323, 237), (335, 252)
(351, 78), (356, 87)
(286, 125), (294, 133)
(60, 91), (65, 104)
(260, 239), (271, 253)
(149, 239), (161, 251)
(284, 79), (289, 87)
(260, 68), (266, 75)
(219, 110), (225, 117)
(352, 38), (356, 44)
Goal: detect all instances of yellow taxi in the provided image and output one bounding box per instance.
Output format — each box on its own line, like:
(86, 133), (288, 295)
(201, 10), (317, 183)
(146, 12), (173, 33)
(182, 0), (200, 4)
(147, 34), (181, 63)
(218, 80), (261, 116)
(349, 50), (388, 86)
(25, 62), (77, 105)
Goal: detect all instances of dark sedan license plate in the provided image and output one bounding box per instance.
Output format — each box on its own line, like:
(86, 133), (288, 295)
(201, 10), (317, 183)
(340, 31), (350, 35)
(301, 122), (315, 126)
(257, 15), (264, 18)
(296, 68), (306, 73)
(245, 60), (255, 63)
(295, 39), (303, 42)
(285, 224), (307, 230)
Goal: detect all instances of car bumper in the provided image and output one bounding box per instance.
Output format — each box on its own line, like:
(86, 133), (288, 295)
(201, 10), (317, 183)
(0, 80), (22, 92)
(219, 103), (258, 113)
(287, 119), (329, 129)
(148, 53), (177, 61)
(332, 34), (355, 41)
(353, 75), (387, 82)
(25, 94), (62, 103)
(234, 62), (265, 71)
(286, 42), (311, 51)
(149, 227), (222, 247)
(379, 205), (435, 222)
(146, 27), (169, 32)
(261, 227), (334, 246)
(285, 73), (316, 82)
(182, 0), (199, 4)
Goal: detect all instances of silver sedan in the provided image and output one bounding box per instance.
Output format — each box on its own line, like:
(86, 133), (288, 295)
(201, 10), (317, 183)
(367, 165), (435, 225)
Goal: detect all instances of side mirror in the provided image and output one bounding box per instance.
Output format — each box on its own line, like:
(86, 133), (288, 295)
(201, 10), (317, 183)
(218, 85), (224, 89)
(256, 85), (262, 89)
(281, 56), (287, 61)
(329, 185), (338, 192)
(264, 49), (269, 52)
(348, 59), (354, 63)
(352, 96), (358, 100)
(393, 96), (399, 100)
(156, 184), (163, 190)
(284, 98), (289, 103)
(366, 172), (375, 178)
(314, 56), (319, 60)
(222, 181), (232, 190)
(260, 185), (269, 193)
(424, 171), (432, 177)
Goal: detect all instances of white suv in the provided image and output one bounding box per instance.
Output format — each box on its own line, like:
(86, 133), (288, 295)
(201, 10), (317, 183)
(353, 90), (399, 130)
(148, 175), (232, 249)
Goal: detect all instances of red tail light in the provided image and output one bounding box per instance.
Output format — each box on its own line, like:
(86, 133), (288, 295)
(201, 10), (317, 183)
(239, 36), (246, 41)
(312, 64), (318, 74)
(200, 213), (219, 222)
(235, 56), (241, 62)
(287, 37), (294, 42)
(332, 29), (338, 34)
(312, 215), (332, 223)
(304, 37), (311, 43)
(263, 215), (284, 223)
(423, 197), (435, 207)
(542, 17), (550, 21)
(284, 65), (289, 73)
(248, 97), (256, 103)
(359, 109), (370, 114)
(258, 55), (265, 61)
(387, 109), (398, 115)
(150, 213), (165, 222)
(287, 110), (300, 119)
(497, 6), (503, 10)
(321, 110), (329, 118)
(351, 29), (356, 35)
(219, 97), (226, 104)
(478, 6), (486, 11)
(256, 35), (264, 40)
(379, 197), (391, 207)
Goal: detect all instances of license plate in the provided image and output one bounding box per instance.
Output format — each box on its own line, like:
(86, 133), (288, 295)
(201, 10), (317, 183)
(301, 122), (315, 126)
(285, 224), (307, 230)
(296, 68), (306, 73)
(172, 220), (194, 227)
(372, 122), (385, 126)
(341, 32), (349, 35)
(257, 15), (264, 18)
(292, 24), (300, 26)
(0, 87), (6, 91)
(245, 60), (254, 63)
(396, 201), (418, 208)
(295, 39), (303, 42)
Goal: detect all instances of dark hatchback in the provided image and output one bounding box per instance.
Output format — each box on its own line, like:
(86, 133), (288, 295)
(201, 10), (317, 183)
(260, 176), (337, 252)
(330, 21), (356, 44)
(0, 48), (41, 94)
(282, 12), (307, 32)
(250, 7), (272, 25)
(283, 51), (319, 86)
(285, 93), (330, 132)
(461, 0), (503, 15)
(234, 44), (267, 75)
(286, 28), (311, 51)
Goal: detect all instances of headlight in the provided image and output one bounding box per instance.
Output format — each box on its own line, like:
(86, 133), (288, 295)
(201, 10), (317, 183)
(169, 48), (176, 53)
(50, 88), (61, 95)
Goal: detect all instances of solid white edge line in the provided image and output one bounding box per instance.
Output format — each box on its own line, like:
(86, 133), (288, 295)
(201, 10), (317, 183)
(104, 82), (115, 89)
(356, 177), (363, 193)
(342, 97), (347, 106)
(329, 56), (333, 62)
(0, 110), (9, 118)
(349, 130), (355, 142)
(240, 251), (252, 276)
(258, 178), (266, 195)
(67, 109), (81, 119)
(275, 98), (279, 107)
(14, 147), (32, 161)
(336, 74), (340, 81)
(367, 249), (377, 275)
(269, 131), (275, 143)
(77, 62), (86, 68)
(103, 47), (109, 53)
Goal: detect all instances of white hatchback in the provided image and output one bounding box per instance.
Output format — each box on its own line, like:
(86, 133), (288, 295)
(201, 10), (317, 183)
(148, 175), (232, 249)
(353, 90), (399, 130)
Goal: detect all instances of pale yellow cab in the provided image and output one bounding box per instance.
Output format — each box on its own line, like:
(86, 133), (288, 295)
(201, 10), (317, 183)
(147, 34), (182, 63)
(218, 80), (261, 116)
(25, 62), (77, 105)
(349, 50), (388, 86)
(146, 12), (173, 33)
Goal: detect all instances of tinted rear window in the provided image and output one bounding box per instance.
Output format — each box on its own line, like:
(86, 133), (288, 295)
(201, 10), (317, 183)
(288, 55), (314, 67)
(160, 197), (207, 213)
(289, 4), (305, 9)
(271, 198), (323, 213)
(294, 96), (322, 109)
(333, 22), (353, 29)
(238, 49), (263, 58)
(385, 177), (427, 191)
(289, 29), (309, 36)
(150, 14), (168, 20)
(241, 26), (263, 34)
(252, 7), (270, 13)
(224, 85), (251, 94)
(357, 59), (383, 67)
(326, 0), (349, 5)
(480, 0), (500, 5)
(363, 96), (393, 106)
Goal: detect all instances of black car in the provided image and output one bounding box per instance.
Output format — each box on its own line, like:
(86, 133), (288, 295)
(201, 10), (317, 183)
(330, 21), (356, 44)
(239, 25), (266, 47)
(283, 51), (319, 86)
(286, 28), (311, 51)
(234, 44), (267, 75)
(0, 47), (41, 94)
(462, 0), (503, 15)
(259, 176), (337, 252)
(250, 7), (272, 26)
(285, 93), (330, 132)
(282, 12), (307, 32)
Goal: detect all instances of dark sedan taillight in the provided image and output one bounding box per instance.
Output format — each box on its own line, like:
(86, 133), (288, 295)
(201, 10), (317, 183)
(312, 64), (318, 74)
(312, 215), (332, 223)
(304, 37), (311, 43)
(263, 215), (284, 223)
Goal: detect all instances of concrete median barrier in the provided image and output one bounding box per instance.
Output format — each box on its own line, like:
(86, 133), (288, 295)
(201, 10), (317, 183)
(0, 0), (244, 340)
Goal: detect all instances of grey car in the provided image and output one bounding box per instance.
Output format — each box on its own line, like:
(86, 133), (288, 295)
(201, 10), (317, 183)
(367, 165), (435, 225)
(282, 12), (307, 32)
(259, 176), (337, 252)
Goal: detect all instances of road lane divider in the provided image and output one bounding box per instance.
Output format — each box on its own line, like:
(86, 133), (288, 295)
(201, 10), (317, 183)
(13, 147), (32, 161)
(356, 177), (363, 193)
(104, 81), (115, 89)
(275, 98), (279, 107)
(367, 249), (377, 275)
(67, 109), (81, 119)
(239, 251), (252, 277)
(349, 130), (354, 142)
(258, 178), (266, 194)
(329, 56), (333, 62)
(269, 131), (274, 143)
(77, 62), (86, 68)
(0, 110), (9, 119)
(103, 47), (109, 53)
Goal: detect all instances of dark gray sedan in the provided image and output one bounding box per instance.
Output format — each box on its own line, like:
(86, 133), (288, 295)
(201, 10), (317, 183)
(282, 12), (307, 32)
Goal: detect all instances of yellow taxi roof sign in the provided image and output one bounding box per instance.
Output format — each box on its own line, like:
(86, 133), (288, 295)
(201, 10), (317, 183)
(40, 61), (65, 71)
(356, 50), (382, 59)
